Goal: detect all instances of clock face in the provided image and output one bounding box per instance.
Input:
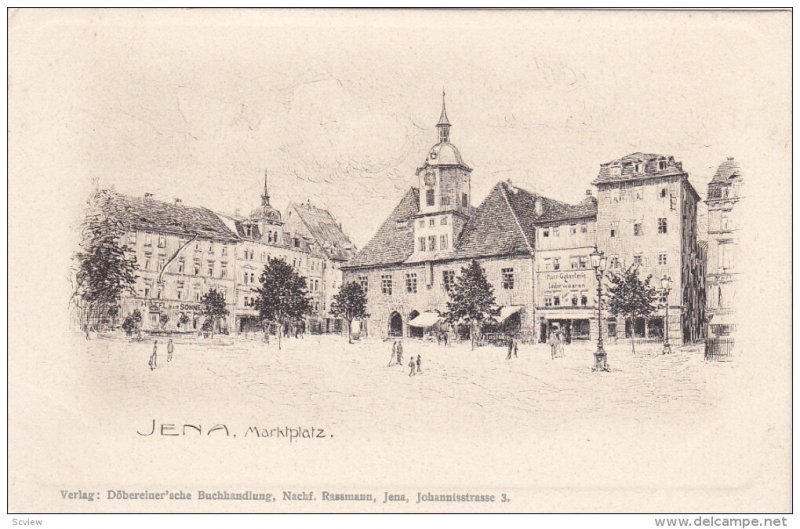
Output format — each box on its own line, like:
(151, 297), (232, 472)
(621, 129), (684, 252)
(429, 150), (438, 160)
(424, 171), (436, 186)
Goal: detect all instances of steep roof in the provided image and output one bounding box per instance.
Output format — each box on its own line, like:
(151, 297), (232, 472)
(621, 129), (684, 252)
(95, 190), (239, 242)
(289, 202), (356, 262)
(344, 181), (598, 270)
(593, 152), (686, 184)
(710, 157), (742, 184)
(453, 182), (534, 259)
(345, 188), (420, 268)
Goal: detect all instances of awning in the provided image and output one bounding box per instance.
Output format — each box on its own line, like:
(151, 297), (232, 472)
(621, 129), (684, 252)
(496, 305), (524, 324)
(408, 312), (441, 328)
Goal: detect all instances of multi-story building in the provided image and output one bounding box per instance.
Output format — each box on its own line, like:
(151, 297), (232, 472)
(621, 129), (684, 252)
(93, 190), (240, 332)
(593, 152), (705, 343)
(532, 191), (599, 343)
(342, 95), (598, 342)
(705, 157), (742, 339)
(85, 177), (355, 336)
(284, 201), (356, 333)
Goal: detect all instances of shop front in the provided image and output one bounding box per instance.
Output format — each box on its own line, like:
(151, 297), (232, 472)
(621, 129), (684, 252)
(536, 269), (596, 343)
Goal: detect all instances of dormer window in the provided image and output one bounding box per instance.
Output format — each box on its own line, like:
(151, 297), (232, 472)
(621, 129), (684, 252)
(635, 163), (643, 173)
(658, 160), (667, 170)
(395, 219), (406, 230)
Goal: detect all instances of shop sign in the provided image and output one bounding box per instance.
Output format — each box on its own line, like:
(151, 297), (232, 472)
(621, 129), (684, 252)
(541, 271), (592, 294)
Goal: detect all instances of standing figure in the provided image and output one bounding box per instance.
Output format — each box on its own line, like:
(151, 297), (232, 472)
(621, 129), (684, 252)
(548, 331), (557, 360)
(395, 340), (404, 367)
(408, 356), (416, 377)
(556, 330), (566, 358)
(443, 332), (449, 346)
(416, 354), (422, 374)
(167, 339), (174, 362)
(149, 340), (158, 370)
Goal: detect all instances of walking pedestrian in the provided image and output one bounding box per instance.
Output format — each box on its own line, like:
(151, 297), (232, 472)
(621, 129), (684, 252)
(167, 338), (174, 362)
(408, 356), (416, 377)
(416, 354), (422, 374)
(149, 340), (158, 370)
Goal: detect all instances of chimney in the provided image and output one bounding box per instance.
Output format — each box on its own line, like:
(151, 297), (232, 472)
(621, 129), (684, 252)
(144, 193), (153, 199)
(174, 198), (183, 206)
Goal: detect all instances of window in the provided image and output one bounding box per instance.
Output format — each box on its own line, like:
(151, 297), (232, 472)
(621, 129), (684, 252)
(634, 223), (642, 236)
(502, 268), (515, 290)
(193, 260), (200, 276)
(553, 258), (560, 270)
(440, 234), (449, 250)
(441, 217), (448, 226)
(144, 284), (151, 298)
(658, 218), (667, 234)
(570, 224), (577, 235)
(128, 232), (137, 245)
(144, 256), (151, 271)
(418, 237), (426, 252)
(176, 287), (183, 300)
(157, 258), (165, 271)
(553, 226), (560, 237)
(721, 211), (731, 231)
(580, 223), (588, 233)
(405, 273), (417, 294)
(581, 292), (588, 306)
(207, 261), (214, 277)
(610, 256), (620, 268)
(660, 188), (667, 198)
(208, 242), (214, 254)
(544, 297), (552, 307)
(157, 286), (163, 299)
(633, 255), (643, 266)
(429, 218), (435, 227)
(571, 293), (579, 306)
(250, 272), (256, 284)
(426, 189), (435, 206)
(658, 160), (667, 170)
(553, 296), (560, 306)
(395, 220), (406, 230)
(145, 234), (152, 246)
(158, 234), (166, 248)
(570, 256), (579, 270)
(381, 274), (393, 296)
(658, 253), (667, 265)
(358, 275), (368, 292)
(542, 227), (550, 238)
(443, 270), (455, 292)
(659, 291), (668, 305)
(610, 226), (617, 238)
(194, 291), (201, 302)
(634, 181), (643, 200)
(635, 163), (643, 173)
(178, 259), (185, 274)
(441, 196), (451, 206)
(578, 256), (588, 268)
(195, 242), (201, 252)
(220, 264), (228, 278)
(543, 258), (552, 271)
(428, 235), (437, 251)
(462, 193), (468, 208)
(418, 220), (425, 228)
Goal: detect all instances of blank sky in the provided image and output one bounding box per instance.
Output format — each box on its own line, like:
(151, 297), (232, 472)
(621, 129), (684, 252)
(9, 9), (790, 247)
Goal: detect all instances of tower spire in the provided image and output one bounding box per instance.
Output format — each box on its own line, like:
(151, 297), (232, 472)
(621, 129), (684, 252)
(261, 169), (270, 206)
(436, 89), (451, 143)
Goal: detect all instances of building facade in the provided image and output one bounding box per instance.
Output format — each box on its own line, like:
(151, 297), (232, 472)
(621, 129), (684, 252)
(593, 152), (705, 343)
(85, 176), (354, 335)
(705, 157), (742, 340)
(342, 96), (604, 343)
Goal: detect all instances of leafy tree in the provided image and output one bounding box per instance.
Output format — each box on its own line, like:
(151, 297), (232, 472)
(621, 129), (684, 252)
(199, 288), (229, 338)
(254, 257), (312, 350)
(442, 260), (499, 349)
(607, 264), (659, 353)
(121, 309), (142, 336)
(73, 192), (138, 336)
(330, 281), (369, 344)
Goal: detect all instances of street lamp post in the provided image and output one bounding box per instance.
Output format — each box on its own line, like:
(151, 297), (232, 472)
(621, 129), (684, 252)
(590, 247), (609, 372)
(661, 275), (673, 355)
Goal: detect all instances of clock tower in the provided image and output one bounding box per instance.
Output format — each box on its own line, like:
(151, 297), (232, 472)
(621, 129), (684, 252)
(412, 92), (472, 259)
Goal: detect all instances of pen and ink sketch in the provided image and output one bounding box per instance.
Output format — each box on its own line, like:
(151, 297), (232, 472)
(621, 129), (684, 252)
(9, 8), (789, 513)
